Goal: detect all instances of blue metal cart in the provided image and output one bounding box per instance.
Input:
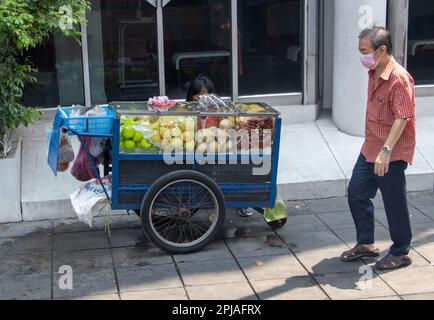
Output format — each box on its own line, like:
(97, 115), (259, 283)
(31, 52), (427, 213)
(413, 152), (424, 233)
(48, 102), (285, 254)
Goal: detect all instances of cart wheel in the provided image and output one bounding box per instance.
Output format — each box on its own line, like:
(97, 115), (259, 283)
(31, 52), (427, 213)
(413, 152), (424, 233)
(140, 170), (226, 254)
(266, 218), (287, 229)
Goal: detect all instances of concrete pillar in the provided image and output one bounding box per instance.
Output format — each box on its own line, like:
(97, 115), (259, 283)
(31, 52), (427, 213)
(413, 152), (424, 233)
(332, 0), (387, 137)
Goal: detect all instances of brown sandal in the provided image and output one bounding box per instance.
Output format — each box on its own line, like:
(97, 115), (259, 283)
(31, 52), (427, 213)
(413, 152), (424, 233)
(341, 245), (380, 262)
(375, 254), (412, 270)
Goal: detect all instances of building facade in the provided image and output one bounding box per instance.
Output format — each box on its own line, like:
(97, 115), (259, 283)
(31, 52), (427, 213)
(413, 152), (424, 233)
(23, 0), (434, 136)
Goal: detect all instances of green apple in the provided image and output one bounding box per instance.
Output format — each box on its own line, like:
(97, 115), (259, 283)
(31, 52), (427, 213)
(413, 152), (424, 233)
(132, 130), (143, 142)
(122, 126), (135, 140)
(139, 138), (152, 149)
(124, 140), (136, 149)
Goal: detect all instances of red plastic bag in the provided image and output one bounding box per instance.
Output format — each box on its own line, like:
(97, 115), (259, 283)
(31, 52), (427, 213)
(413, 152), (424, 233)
(71, 136), (101, 182)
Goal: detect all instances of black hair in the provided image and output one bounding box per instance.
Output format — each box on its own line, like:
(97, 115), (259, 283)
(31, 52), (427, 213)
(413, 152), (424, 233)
(186, 74), (216, 102)
(359, 26), (393, 55)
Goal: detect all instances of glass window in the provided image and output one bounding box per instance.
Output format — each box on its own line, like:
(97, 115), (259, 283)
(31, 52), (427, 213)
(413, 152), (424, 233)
(22, 33), (85, 108)
(87, 0), (159, 103)
(407, 0), (434, 85)
(163, 0), (232, 100)
(238, 0), (303, 96)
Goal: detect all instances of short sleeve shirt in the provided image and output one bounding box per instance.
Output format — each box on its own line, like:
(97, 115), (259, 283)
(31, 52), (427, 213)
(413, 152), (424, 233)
(361, 57), (416, 164)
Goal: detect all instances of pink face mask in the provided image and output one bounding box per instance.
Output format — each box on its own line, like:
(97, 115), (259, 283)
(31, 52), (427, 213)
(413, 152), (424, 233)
(360, 52), (379, 70)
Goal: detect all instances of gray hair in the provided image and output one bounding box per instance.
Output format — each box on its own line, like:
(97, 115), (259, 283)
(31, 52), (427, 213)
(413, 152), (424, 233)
(359, 26), (393, 54)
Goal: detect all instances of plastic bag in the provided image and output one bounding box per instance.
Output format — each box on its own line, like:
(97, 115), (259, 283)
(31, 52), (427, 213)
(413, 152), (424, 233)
(264, 193), (289, 223)
(70, 177), (112, 227)
(89, 137), (107, 158)
(70, 104), (108, 117)
(198, 93), (228, 112)
(71, 136), (100, 182)
(57, 131), (75, 172)
(147, 96), (176, 111)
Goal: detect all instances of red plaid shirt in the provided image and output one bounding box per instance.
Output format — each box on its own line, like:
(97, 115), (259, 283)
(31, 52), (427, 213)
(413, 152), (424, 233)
(361, 57), (416, 164)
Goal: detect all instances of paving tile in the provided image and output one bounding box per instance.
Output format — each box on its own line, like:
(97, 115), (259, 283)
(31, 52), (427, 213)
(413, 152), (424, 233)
(237, 255), (308, 281)
(53, 220), (101, 234)
(117, 264), (182, 293)
(278, 230), (346, 253)
(174, 240), (232, 263)
(109, 228), (148, 248)
(371, 196), (386, 209)
(0, 232), (52, 257)
(0, 273), (51, 300)
(178, 259), (246, 286)
(377, 266), (434, 296)
(251, 277), (328, 300)
(314, 272), (396, 300)
(304, 198), (350, 214)
(375, 207), (433, 228)
(401, 292), (434, 300)
(296, 249), (366, 275)
(276, 215), (328, 234)
(112, 246), (172, 268)
(121, 288), (188, 300)
(53, 249), (113, 272)
(0, 252), (51, 276)
(225, 235), (289, 258)
(186, 282), (257, 300)
(285, 200), (314, 215)
(412, 242), (434, 263)
(410, 223), (434, 244)
(97, 214), (142, 230)
(53, 268), (117, 299)
(53, 215), (141, 234)
(0, 221), (52, 238)
(412, 205), (434, 220)
(318, 211), (382, 231)
(407, 191), (434, 207)
(53, 231), (109, 251)
(222, 217), (275, 239)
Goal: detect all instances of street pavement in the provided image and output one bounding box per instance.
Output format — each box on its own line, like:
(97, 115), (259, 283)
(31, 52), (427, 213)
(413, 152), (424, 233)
(1, 191), (434, 300)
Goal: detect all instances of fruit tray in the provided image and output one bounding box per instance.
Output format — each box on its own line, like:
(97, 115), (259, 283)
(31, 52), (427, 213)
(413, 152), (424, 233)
(111, 101), (279, 154)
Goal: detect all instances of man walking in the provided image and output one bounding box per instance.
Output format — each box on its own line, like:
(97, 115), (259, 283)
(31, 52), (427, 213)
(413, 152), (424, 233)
(341, 27), (416, 270)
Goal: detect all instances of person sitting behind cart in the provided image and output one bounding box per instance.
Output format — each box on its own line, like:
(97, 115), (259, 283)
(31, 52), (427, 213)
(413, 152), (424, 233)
(186, 75), (223, 130)
(186, 74), (216, 102)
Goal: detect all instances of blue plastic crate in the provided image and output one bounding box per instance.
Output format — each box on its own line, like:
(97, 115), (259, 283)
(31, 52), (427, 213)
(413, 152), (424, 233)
(58, 105), (116, 136)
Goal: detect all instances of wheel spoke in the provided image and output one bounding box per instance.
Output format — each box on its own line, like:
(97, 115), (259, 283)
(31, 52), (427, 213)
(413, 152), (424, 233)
(148, 179), (220, 247)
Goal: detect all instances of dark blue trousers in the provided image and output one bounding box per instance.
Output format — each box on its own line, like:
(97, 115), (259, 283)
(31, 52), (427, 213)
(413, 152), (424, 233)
(348, 153), (412, 256)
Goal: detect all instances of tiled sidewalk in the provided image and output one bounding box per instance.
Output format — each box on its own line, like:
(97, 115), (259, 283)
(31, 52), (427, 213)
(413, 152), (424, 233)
(1, 192), (434, 300)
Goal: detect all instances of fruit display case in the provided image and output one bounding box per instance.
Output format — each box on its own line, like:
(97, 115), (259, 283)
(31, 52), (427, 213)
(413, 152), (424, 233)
(48, 100), (285, 255)
(235, 103), (280, 153)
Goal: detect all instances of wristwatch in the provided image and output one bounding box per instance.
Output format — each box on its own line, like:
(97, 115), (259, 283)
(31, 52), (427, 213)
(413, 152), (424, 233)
(382, 146), (392, 154)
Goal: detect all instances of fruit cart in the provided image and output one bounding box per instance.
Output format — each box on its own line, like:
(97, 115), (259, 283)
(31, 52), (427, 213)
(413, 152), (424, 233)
(48, 100), (285, 254)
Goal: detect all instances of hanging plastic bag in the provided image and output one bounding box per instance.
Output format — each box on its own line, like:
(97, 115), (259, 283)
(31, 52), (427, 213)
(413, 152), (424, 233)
(71, 136), (101, 182)
(57, 130), (75, 172)
(70, 176), (112, 228)
(264, 193), (289, 223)
(89, 137), (107, 158)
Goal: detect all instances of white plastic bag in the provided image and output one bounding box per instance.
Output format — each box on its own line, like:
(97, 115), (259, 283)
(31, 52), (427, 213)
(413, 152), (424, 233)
(70, 177), (112, 227)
